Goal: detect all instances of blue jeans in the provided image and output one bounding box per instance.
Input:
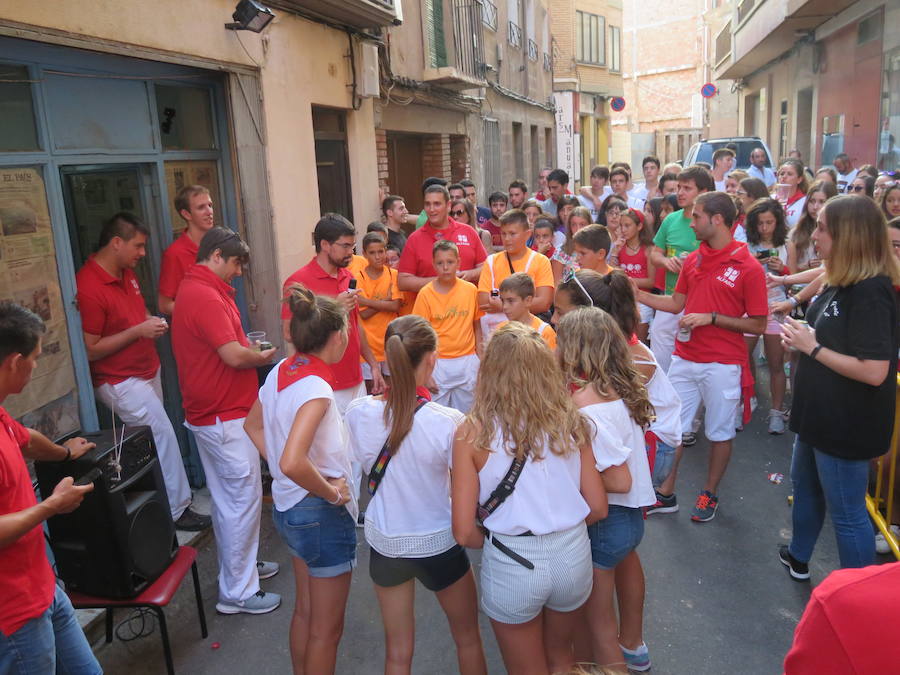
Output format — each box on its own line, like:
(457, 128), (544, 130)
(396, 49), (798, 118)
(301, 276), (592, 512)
(788, 437), (874, 568)
(273, 494), (357, 578)
(0, 585), (101, 674)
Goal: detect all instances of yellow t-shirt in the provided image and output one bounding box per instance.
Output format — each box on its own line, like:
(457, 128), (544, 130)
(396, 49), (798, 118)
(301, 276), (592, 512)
(497, 314), (557, 350)
(477, 249), (554, 298)
(413, 279), (483, 358)
(348, 255), (368, 277)
(355, 266), (401, 362)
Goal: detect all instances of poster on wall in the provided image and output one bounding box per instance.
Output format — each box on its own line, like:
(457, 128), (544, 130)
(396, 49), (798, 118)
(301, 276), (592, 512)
(164, 160), (221, 236)
(0, 167), (79, 437)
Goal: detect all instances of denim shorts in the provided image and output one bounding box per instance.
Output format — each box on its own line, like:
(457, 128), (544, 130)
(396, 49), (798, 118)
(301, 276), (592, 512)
(273, 494), (357, 578)
(651, 440), (676, 488)
(587, 505), (645, 570)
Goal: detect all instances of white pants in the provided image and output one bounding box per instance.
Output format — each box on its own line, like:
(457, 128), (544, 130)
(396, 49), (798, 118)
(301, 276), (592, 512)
(433, 354), (479, 413)
(186, 417), (262, 603)
(333, 382), (367, 500)
(649, 309), (683, 375)
(95, 371), (191, 520)
(668, 357), (741, 443)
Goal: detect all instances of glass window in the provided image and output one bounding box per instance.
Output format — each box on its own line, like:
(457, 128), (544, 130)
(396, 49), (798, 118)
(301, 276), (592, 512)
(610, 26), (621, 72)
(879, 48), (900, 171)
(576, 11), (605, 65)
(156, 85), (216, 151)
(0, 64), (40, 152)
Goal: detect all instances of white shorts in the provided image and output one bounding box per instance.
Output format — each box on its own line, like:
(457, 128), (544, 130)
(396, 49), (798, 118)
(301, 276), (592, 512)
(638, 302), (654, 325)
(433, 353), (479, 413)
(361, 361), (390, 380)
(480, 523), (592, 624)
(667, 356), (741, 442)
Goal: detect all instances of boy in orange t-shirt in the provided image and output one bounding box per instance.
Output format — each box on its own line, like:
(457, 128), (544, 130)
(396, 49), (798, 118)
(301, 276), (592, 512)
(496, 272), (557, 350)
(412, 240), (483, 412)
(356, 233), (402, 389)
(477, 209), (554, 341)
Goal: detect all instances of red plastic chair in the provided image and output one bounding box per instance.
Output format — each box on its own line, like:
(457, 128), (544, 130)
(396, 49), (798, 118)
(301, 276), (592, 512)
(67, 545), (208, 675)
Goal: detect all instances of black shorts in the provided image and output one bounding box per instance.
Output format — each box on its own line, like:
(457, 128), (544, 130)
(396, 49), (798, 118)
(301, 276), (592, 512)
(369, 545), (470, 592)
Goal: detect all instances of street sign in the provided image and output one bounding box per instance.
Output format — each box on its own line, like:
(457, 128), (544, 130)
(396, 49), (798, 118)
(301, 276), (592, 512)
(610, 97), (626, 112)
(701, 83), (718, 98)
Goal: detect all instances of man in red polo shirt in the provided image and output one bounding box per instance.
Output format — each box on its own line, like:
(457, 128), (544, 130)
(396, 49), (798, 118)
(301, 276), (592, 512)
(636, 192), (768, 522)
(157, 185), (215, 315)
(397, 184), (487, 307)
(172, 227), (280, 615)
(281, 213), (386, 412)
(75, 212), (206, 531)
(0, 301), (99, 672)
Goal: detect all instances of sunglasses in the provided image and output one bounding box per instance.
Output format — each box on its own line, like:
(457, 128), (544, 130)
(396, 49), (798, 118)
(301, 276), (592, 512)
(450, 210), (466, 217)
(849, 185), (867, 192)
(562, 266), (593, 306)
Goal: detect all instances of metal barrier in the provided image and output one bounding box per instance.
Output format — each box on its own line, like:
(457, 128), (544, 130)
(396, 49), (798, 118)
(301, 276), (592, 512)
(865, 374), (900, 560)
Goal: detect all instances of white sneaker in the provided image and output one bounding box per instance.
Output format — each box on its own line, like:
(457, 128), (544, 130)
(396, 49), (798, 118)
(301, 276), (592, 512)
(875, 525), (900, 554)
(216, 590), (282, 615)
(768, 409), (787, 435)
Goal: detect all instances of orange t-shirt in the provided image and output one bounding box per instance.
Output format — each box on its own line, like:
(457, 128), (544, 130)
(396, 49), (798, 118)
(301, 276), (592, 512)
(497, 314), (557, 350)
(348, 255), (368, 277)
(413, 279), (483, 358)
(477, 249), (554, 301)
(355, 265), (401, 362)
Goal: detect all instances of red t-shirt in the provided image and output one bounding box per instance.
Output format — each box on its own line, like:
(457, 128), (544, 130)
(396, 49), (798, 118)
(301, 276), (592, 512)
(171, 265), (258, 425)
(280, 258), (362, 392)
(618, 246), (650, 280)
(783, 563), (900, 674)
(398, 218), (488, 279)
(484, 219), (502, 248)
(0, 408), (56, 636)
(158, 231), (198, 300)
(673, 240), (768, 364)
(75, 257), (159, 387)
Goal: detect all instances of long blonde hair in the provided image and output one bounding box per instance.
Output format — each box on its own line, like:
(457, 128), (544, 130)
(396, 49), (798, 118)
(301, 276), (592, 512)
(823, 195), (900, 287)
(557, 307), (655, 428)
(383, 315), (437, 453)
(463, 322), (590, 459)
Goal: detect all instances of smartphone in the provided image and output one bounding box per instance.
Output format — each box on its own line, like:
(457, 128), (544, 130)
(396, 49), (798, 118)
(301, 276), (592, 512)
(490, 289), (500, 298)
(756, 250), (770, 261)
(348, 279), (357, 290)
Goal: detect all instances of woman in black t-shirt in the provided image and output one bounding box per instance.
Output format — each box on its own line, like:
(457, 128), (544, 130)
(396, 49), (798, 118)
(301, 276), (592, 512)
(780, 195), (900, 576)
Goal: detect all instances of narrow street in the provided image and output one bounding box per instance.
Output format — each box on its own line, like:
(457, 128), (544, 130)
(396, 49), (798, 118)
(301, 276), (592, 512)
(93, 377), (845, 675)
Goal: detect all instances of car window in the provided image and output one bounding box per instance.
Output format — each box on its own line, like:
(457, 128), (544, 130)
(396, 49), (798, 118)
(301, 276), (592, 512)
(692, 141), (770, 168)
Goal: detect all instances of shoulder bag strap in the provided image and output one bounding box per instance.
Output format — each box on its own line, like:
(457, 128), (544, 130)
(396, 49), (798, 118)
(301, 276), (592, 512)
(476, 452), (527, 527)
(367, 397), (429, 496)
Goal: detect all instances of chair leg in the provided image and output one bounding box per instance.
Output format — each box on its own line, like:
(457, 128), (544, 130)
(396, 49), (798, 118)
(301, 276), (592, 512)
(105, 608), (114, 643)
(154, 607), (175, 675)
(191, 561), (209, 639)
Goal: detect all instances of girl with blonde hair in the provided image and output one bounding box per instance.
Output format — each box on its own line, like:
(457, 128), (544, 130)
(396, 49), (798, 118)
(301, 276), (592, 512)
(345, 315), (486, 674)
(556, 307), (656, 674)
(452, 322), (607, 675)
(780, 195), (900, 575)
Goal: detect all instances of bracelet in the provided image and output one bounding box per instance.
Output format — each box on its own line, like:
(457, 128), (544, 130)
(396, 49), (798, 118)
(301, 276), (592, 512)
(711, 312), (717, 326)
(58, 446), (71, 463)
(810, 344), (823, 360)
(327, 486), (342, 505)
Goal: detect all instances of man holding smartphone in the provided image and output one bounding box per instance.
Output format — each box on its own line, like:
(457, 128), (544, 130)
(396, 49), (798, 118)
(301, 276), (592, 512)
(281, 213), (385, 413)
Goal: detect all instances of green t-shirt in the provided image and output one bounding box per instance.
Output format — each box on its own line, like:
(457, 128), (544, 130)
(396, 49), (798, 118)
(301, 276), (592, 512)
(416, 210), (428, 229)
(652, 209), (699, 294)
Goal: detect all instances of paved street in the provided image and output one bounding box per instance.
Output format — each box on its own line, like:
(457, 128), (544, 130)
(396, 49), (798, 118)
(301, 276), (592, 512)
(93, 386), (851, 674)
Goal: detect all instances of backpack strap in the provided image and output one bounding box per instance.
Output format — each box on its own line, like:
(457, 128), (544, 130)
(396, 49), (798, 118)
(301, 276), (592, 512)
(366, 396), (429, 497)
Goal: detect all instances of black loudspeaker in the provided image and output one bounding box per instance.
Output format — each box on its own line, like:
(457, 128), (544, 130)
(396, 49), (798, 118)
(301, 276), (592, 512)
(36, 425), (177, 599)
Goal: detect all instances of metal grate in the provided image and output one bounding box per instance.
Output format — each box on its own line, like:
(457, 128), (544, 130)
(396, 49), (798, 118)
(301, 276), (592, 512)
(483, 118), (502, 194)
(452, 0), (486, 80)
(481, 0), (498, 30)
(527, 38), (538, 61)
(508, 21), (522, 48)
(543, 52), (551, 72)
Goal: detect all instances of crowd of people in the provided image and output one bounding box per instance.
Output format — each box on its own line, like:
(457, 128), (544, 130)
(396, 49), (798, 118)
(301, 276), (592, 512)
(1, 151), (899, 674)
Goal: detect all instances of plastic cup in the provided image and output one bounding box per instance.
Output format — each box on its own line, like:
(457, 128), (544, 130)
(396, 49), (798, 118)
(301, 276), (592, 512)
(247, 331), (266, 351)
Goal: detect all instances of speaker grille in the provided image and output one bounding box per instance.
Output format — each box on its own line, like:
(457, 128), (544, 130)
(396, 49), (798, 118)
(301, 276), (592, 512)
(129, 498), (174, 579)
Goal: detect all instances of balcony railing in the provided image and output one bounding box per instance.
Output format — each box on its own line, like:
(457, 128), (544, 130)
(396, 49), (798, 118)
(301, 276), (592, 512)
(424, 0), (487, 88)
(543, 51), (552, 71)
(508, 21), (522, 48)
(527, 38), (538, 61)
(481, 0), (498, 31)
(452, 0), (486, 81)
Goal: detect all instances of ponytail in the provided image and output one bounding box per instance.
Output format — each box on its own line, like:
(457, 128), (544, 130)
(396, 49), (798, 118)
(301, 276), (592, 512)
(283, 283), (347, 354)
(383, 315), (437, 453)
(599, 270), (639, 338)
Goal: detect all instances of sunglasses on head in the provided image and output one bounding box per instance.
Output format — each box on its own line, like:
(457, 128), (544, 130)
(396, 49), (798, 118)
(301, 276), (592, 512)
(562, 267), (593, 307)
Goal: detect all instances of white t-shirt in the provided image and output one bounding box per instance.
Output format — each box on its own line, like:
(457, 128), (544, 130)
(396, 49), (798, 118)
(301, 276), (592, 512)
(577, 193), (600, 221)
(784, 195), (807, 228)
(747, 165), (776, 186)
(580, 399), (656, 508)
(259, 363), (358, 519)
(836, 168), (858, 194)
(632, 349), (683, 448)
(345, 396), (461, 558)
(478, 432), (588, 535)
(715, 179), (727, 192)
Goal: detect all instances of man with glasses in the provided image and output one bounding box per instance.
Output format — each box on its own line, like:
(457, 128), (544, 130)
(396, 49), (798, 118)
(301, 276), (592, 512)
(747, 148), (776, 189)
(172, 227), (281, 615)
(281, 214), (386, 409)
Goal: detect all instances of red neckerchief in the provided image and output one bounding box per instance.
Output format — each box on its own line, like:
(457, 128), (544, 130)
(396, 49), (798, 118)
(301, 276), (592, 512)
(785, 191), (805, 208)
(277, 353), (335, 392)
(415, 386), (433, 401)
(628, 333), (640, 346)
